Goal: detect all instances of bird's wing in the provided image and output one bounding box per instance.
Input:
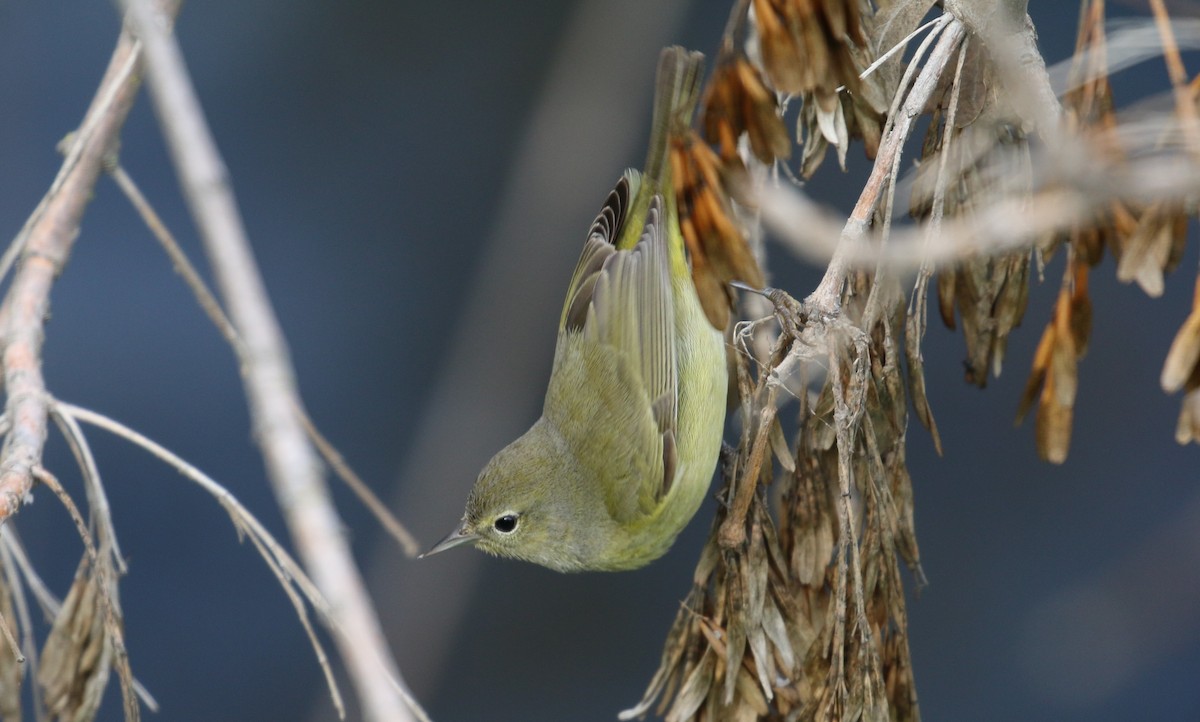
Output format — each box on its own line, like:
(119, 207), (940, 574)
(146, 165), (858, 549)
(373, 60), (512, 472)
(547, 178), (679, 521)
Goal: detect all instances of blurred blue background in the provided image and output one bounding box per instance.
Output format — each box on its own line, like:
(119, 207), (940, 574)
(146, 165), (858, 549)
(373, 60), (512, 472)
(0, 1), (1197, 720)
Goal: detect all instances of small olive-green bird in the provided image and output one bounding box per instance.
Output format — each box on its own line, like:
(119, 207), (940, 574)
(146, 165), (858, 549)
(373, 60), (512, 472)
(423, 47), (727, 572)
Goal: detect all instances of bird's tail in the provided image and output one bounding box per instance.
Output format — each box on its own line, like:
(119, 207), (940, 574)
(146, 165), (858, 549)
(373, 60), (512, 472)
(616, 46), (704, 251)
(645, 46), (703, 187)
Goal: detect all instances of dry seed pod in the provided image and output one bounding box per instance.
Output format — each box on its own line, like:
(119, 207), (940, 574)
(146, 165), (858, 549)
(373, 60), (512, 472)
(1115, 201), (1188, 298)
(905, 306), (942, 456)
(783, 455), (836, 586)
(703, 58), (791, 165)
(752, 0), (867, 105)
(752, 0), (882, 176)
(952, 251), (1032, 386)
(1175, 365), (1200, 445)
(912, 105), (1034, 386)
(1016, 263), (1091, 463)
(1162, 276), (1200, 393)
(671, 131), (765, 329)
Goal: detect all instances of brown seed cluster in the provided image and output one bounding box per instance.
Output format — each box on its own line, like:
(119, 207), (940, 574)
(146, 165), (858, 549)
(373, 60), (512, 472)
(912, 69), (1034, 389)
(753, 0), (867, 109)
(753, 0), (884, 177)
(703, 58), (791, 166)
(1023, 0), (1198, 456)
(627, 279), (923, 721)
(672, 129), (766, 330)
(636, 0), (1200, 719)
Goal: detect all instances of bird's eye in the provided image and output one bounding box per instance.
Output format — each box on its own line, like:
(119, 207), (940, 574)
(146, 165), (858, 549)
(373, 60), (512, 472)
(493, 514), (519, 534)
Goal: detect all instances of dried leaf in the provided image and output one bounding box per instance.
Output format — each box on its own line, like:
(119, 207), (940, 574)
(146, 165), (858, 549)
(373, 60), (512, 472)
(1175, 366), (1200, 444)
(1116, 202), (1186, 297)
(769, 416), (796, 473)
(665, 648), (716, 722)
(1161, 276), (1200, 393)
(39, 559), (112, 722)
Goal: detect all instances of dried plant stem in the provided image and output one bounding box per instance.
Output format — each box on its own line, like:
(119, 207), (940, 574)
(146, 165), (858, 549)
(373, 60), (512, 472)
(718, 385), (779, 548)
(921, 35), (970, 276)
(117, 2), (424, 719)
(292, 403), (421, 556)
(1149, 0), (1200, 155)
(106, 163), (242, 352)
(826, 330), (876, 707)
(0, 531), (42, 721)
(34, 467), (138, 720)
(0, 528), (58, 621)
(807, 15), (965, 314)
(49, 404), (127, 572)
(0, 610), (22, 664)
(52, 400), (345, 718)
(0, 2), (181, 527)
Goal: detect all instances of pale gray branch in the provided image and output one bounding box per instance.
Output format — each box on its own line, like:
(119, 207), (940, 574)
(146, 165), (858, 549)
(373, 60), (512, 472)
(117, 1), (426, 719)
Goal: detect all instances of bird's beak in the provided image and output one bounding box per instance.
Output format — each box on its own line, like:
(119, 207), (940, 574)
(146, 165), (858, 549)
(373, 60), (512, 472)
(419, 523), (479, 558)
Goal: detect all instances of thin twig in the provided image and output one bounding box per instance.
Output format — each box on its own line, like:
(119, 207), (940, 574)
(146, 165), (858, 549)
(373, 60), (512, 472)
(826, 328), (874, 701)
(1148, 0), (1200, 156)
(0, 528), (59, 621)
(108, 163), (419, 555)
(859, 15), (948, 82)
(293, 403), (420, 557)
(718, 385), (779, 549)
(0, 610), (23, 665)
(53, 399), (346, 719)
(49, 406), (127, 572)
(806, 15), (964, 314)
(117, 1), (425, 718)
(106, 163), (243, 352)
(0, 531), (44, 721)
(49, 407), (159, 722)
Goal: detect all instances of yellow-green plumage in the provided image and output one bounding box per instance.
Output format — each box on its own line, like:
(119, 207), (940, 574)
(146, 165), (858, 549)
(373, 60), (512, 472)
(424, 47), (726, 572)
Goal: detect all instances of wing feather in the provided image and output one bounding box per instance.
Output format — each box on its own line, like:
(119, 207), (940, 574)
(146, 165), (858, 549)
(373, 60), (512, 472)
(546, 183), (680, 519)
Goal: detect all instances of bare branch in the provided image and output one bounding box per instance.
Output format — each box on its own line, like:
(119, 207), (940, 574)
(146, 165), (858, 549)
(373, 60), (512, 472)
(0, 1), (181, 528)
(293, 403), (421, 557)
(108, 163), (419, 556)
(106, 163), (243, 352)
(807, 15), (965, 313)
(116, 1), (426, 719)
(52, 399), (346, 719)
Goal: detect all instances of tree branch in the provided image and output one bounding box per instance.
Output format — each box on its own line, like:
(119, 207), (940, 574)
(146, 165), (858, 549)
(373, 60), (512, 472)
(117, 1), (425, 719)
(0, 1), (182, 526)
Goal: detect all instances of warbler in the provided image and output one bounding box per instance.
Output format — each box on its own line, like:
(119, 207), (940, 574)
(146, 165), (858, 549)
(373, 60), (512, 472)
(423, 47), (727, 571)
